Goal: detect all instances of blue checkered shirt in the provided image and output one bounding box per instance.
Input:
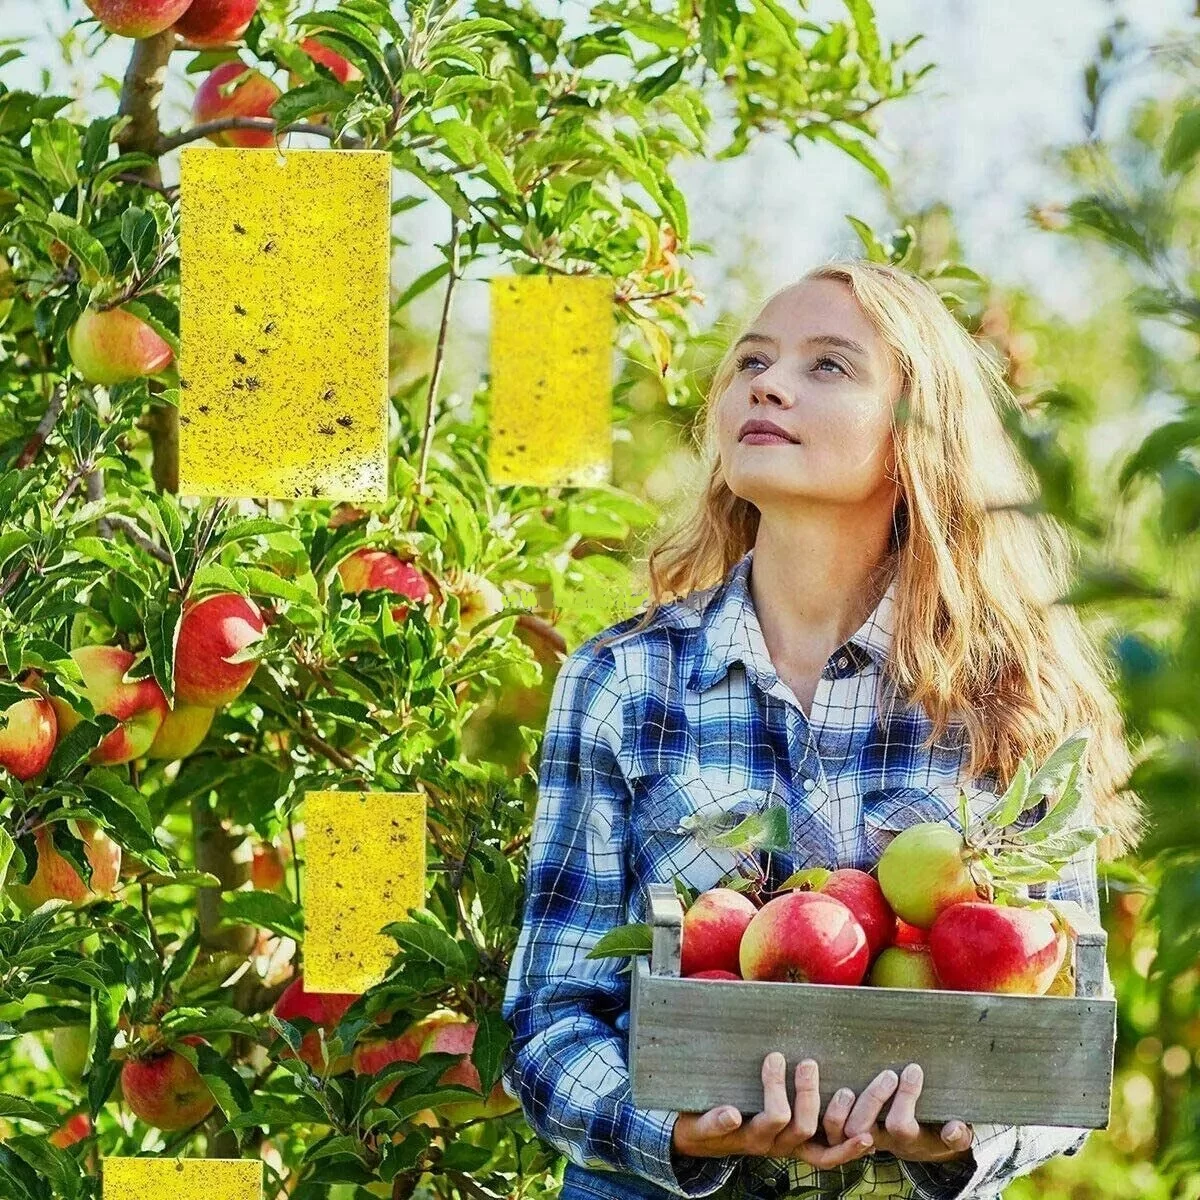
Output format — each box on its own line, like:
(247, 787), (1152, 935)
(501, 548), (1108, 1198)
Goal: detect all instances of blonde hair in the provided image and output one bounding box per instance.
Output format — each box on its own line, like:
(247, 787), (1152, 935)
(597, 258), (1144, 861)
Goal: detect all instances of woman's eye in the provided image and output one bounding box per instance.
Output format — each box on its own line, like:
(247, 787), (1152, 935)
(815, 356), (847, 375)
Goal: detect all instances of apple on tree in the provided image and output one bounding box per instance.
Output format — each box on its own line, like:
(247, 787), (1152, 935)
(50, 645), (169, 765)
(121, 1034), (216, 1131)
(52, 1024), (92, 1085)
(0, 673), (57, 780)
(173, 591), (266, 707)
(352, 1009), (520, 1120)
(68, 305), (174, 386)
(192, 61), (282, 148)
(48, 1112), (92, 1149)
(337, 548), (435, 624)
(171, 0), (257, 45)
(7, 820), (122, 912)
(146, 702), (215, 761)
(84, 0), (193, 38)
(271, 974), (359, 1074)
(250, 839), (287, 891)
(288, 34), (364, 87)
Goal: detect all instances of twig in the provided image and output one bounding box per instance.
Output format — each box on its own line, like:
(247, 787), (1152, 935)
(86, 468), (112, 539)
(14, 385), (65, 468)
(112, 171), (179, 199)
(108, 516), (173, 566)
(411, 214), (462, 519)
(155, 118), (366, 155)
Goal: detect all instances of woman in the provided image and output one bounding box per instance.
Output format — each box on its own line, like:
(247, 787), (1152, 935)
(500, 259), (1143, 1199)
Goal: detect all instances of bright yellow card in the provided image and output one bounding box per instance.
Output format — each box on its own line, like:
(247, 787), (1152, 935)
(177, 147), (391, 501)
(488, 274), (614, 486)
(102, 1158), (262, 1199)
(303, 790), (427, 992)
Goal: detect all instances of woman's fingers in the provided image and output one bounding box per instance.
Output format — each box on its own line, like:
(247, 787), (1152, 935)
(883, 1063), (924, 1141)
(821, 1085), (857, 1144)
(801, 1134), (876, 1170)
(743, 1052), (792, 1153)
(788, 1060), (821, 1143)
(843, 1068), (900, 1140)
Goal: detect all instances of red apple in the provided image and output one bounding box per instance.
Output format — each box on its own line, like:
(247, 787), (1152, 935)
(121, 1035), (216, 1130)
(680, 887), (757, 977)
(251, 841), (286, 891)
(7, 821), (122, 911)
(0, 677), (57, 780)
(929, 902), (1069, 996)
(68, 306), (173, 386)
(740, 891), (869, 986)
(171, 0), (257, 44)
(174, 592), (266, 707)
(867, 944), (939, 989)
(50, 645), (168, 765)
(192, 61), (282, 148)
(892, 918), (928, 947)
(876, 822), (983, 929)
(337, 549), (433, 623)
(272, 974), (358, 1073)
(85, 0), (193, 37)
(815, 869), (897, 960)
(685, 969), (740, 980)
(146, 702), (215, 761)
(289, 34), (363, 87)
(48, 1112), (92, 1149)
(352, 1009), (519, 1119)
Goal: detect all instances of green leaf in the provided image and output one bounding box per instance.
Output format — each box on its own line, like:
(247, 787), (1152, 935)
(5, 1134), (82, 1199)
(82, 767), (156, 836)
(42, 212), (110, 284)
(0, 827), (14, 893)
(31, 118), (79, 191)
(1025, 729), (1090, 800)
(145, 598), (182, 708)
(119, 207), (157, 268)
(1162, 106), (1200, 175)
(982, 756), (1033, 827)
(219, 890), (304, 942)
(682, 803), (791, 853)
(160, 1005), (259, 1039)
(584, 921), (652, 959)
(470, 1008), (510, 1094)
(381, 919), (468, 974)
(242, 566), (317, 605)
(270, 80), (350, 130)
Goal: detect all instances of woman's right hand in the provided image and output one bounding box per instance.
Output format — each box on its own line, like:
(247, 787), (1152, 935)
(671, 1053), (886, 1169)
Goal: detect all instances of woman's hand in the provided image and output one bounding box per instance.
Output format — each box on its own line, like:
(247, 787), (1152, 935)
(671, 1053), (878, 1169)
(826, 1062), (975, 1165)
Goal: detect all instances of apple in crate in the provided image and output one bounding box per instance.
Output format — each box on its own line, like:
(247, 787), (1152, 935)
(868, 944), (939, 989)
(814, 868), (896, 960)
(876, 822), (984, 929)
(929, 902), (1068, 995)
(688, 969), (740, 980)
(740, 891), (869, 985)
(680, 887), (757, 978)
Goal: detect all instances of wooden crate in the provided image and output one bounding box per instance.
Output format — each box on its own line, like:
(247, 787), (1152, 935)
(630, 883), (1116, 1128)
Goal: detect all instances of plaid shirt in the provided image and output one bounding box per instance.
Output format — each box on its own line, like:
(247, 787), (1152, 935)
(502, 547), (1109, 1199)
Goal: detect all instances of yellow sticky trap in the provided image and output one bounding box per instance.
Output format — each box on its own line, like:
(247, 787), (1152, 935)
(303, 790), (426, 992)
(488, 274), (614, 486)
(102, 1158), (262, 1199)
(177, 147), (392, 501)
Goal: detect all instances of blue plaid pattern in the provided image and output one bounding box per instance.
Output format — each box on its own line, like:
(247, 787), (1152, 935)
(502, 548), (1109, 1198)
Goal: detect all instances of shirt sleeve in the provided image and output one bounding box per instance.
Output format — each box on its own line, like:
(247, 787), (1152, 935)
(898, 780), (1110, 1200)
(500, 642), (739, 1198)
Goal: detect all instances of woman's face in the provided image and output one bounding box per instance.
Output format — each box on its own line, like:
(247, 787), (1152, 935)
(717, 277), (903, 515)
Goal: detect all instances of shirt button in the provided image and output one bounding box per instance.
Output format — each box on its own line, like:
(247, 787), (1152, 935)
(837, 656), (848, 669)
(802, 778), (815, 791)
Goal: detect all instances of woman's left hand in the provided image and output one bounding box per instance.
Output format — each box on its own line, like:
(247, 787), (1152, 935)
(826, 1062), (974, 1164)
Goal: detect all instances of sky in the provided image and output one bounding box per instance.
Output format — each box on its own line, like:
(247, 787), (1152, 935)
(1, 0), (1194, 368)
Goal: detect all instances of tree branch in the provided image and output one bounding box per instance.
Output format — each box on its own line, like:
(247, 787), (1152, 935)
(155, 118), (365, 155)
(14, 384), (65, 468)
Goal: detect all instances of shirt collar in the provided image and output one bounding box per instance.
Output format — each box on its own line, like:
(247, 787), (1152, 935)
(687, 546), (896, 694)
